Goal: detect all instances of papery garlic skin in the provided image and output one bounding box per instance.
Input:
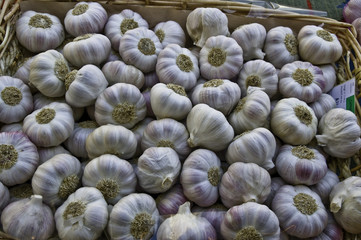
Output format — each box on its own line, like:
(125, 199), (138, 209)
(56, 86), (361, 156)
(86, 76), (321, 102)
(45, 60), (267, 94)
(181, 149), (223, 207)
(310, 169), (340, 207)
(156, 184), (188, 216)
(309, 93), (336, 120)
(37, 145), (70, 164)
(219, 162), (271, 208)
(108, 193), (160, 240)
(0, 181), (10, 212)
(199, 35), (243, 80)
(16, 11), (65, 53)
(307, 211), (343, 240)
(0, 132), (39, 186)
(186, 7), (229, 47)
(319, 64), (337, 93)
(298, 25), (342, 65)
(154, 21), (186, 48)
(64, 2), (108, 37)
(1, 195), (54, 240)
(55, 187), (108, 240)
(221, 202), (280, 240)
(316, 108), (361, 158)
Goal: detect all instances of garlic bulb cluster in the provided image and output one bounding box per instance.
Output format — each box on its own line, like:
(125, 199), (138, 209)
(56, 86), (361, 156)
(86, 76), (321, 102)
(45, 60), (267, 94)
(156, 184), (188, 216)
(154, 20), (186, 48)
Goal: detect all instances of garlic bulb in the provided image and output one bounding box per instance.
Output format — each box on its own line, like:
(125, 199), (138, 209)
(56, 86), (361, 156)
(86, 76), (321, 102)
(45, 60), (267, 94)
(32, 153), (82, 208)
(105, 9), (149, 50)
(154, 21), (186, 48)
(309, 93), (336, 120)
(142, 88), (155, 118)
(119, 27), (162, 73)
(271, 98), (317, 145)
(38, 145), (70, 164)
(279, 61), (326, 103)
(1, 195), (54, 240)
(237, 59), (278, 98)
(94, 83), (146, 128)
(275, 145), (327, 185)
(199, 35), (243, 80)
(136, 147), (181, 194)
(64, 120), (99, 158)
(156, 184), (188, 216)
(102, 60), (144, 89)
(156, 43), (199, 91)
(16, 10), (65, 53)
(329, 176), (361, 234)
(29, 50), (70, 97)
(63, 33), (111, 68)
(181, 149), (222, 207)
(0, 76), (33, 124)
(306, 211), (343, 240)
(272, 185), (328, 238)
(191, 79), (241, 115)
(144, 71), (160, 89)
(231, 23), (266, 61)
(64, 2), (107, 37)
(65, 64), (108, 107)
(0, 132), (39, 186)
(8, 183), (33, 203)
(141, 118), (191, 160)
(85, 124), (137, 159)
(264, 26), (299, 69)
(228, 87), (271, 134)
(108, 193), (159, 240)
(13, 56), (37, 93)
(55, 187), (108, 240)
(298, 25), (342, 65)
(264, 177), (286, 208)
(186, 7), (229, 47)
(226, 127), (276, 170)
(0, 181), (10, 212)
(319, 64), (337, 93)
(316, 108), (361, 158)
(219, 162), (271, 208)
(310, 169), (340, 206)
(1, 122), (23, 133)
(221, 202), (280, 240)
(187, 104), (234, 151)
(23, 102), (74, 147)
(131, 117), (153, 157)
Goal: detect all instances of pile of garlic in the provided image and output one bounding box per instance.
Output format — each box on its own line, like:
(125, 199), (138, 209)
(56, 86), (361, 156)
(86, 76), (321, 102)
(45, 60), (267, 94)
(1, 2), (361, 239)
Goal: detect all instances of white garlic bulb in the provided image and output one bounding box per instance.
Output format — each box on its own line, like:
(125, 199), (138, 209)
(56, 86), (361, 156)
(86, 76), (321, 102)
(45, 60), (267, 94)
(154, 20), (186, 48)
(264, 26), (299, 69)
(0, 181), (10, 212)
(16, 10), (65, 53)
(119, 27), (162, 73)
(32, 153), (82, 208)
(237, 59), (278, 98)
(29, 50), (70, 97)
(298, 25), (342, 65)
(102, 60), (144, 89)
(23, 102), (74, 147)
(0, 76), (33, 124)
(37, 145), (70, 164)
(279, 61), (326, 103)
(187, 104), (234, 151)
(310, 169), (340, 206)
(226, 127), (276, 170)
(186, 7), (229, 47)
(199, 35), (243, 80)
(108, 193), (160, 240)
(64, 2), (108, 37)
(191, 79), (241, 115)
(0, 122), (23, 133)
(231, 23), (266, 61)
(305, 211), (344, 240)
(276, 145), (327, 185)
(319, 64), (337, 93)
(156, 43), (199, 91)
(82, 154), (136, 205)
(309, 93), (336, 120)
(271, 97), (318, 145)
(316, 108), (361, 158)
(131, 117), (153, 157)
(65, 64), (108, 107)
(272, 185), (328, 238)
(13, 56), (37, 93)
(221, 202), (280, 240)
(94, 83), (146, 128)
(136, 147), (181, 194)
(0, 132), (39, 186)
(141, 118), (191, 160)
(156, 184), (188, 216)
(63, 33), (111, 68)
(55, 187), (108, 240)
(1, 195), (54, 240)
(219, 162), (271, 208)
(181, 149), (223, 207)
(264, 177), (286, 208)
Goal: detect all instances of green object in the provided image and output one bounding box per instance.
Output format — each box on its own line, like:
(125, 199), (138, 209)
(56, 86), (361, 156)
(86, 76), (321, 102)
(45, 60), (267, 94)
(346, 95), (355, 113)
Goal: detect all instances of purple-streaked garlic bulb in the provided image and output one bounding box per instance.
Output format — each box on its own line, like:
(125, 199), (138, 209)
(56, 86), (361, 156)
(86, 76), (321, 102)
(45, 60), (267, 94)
(0, 181), (10, 212)
(144, 71), (160, 89)
(142, 88), (155, 118)
(131, 117), (154, 157)
(310, 169), (339, 206)
(318, 64), (337, 93)
(343, 0), (361, 23)
(156, 184), (188, 216)
(13, 56), (38, 93)
(37, 145), (70, 164)
(0, 122), (23, 133)
(308, 93), (336, 120)
(154, 21), (186, 48)
(264, 177), (286, 208)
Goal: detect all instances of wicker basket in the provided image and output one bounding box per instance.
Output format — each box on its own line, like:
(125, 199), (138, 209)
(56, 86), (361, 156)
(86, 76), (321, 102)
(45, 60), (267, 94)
(1, 0), (361, 239)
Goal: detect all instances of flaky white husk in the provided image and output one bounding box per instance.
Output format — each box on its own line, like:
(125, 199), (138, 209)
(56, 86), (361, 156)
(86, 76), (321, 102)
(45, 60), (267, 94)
(154, 21), (186, 48)
(221, 202), (280, 240)
(16, 10), (65, 53)
(37, 145), (70, 164)
(55, 187), (108, 240)
(1, 195), (54, 240)
(316, 108), (361, 158)
(309, 93), (336, 120)
(329, 176), (361, 234)
(0, 181), (10, 212)
(310, 169), (340, 207)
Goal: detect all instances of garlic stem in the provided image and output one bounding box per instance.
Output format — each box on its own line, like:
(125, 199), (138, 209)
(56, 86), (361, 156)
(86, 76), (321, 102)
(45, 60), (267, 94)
(330, 196), (343, 213)
(30, 194), (43, 206)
